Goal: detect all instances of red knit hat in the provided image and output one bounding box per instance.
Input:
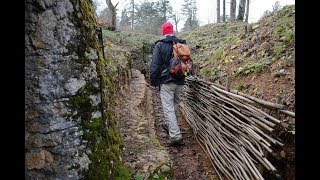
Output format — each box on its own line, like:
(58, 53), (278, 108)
(161, 22), (174, 35)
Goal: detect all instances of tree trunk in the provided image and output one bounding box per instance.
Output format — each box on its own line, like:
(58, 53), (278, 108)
(237, 0), (246, 21)
(222, 0), (226, 22)
(217, 0), (220, 23)
(174, 12), (180, 33)
(131, 0), (134, 30)
(245, 0), (250, 23)
(106, 0), (118, 30)
(230, 0), (236, 21)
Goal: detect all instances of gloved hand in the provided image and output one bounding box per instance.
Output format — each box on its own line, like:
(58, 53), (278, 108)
(150, 84), (161, 91)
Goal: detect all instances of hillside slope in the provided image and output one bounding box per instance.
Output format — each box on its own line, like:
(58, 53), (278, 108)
(180, 5), (295, 114)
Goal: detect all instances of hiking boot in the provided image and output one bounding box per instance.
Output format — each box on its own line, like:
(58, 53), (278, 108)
(162, 123), (169, 134)
(169, 137), (183, 146)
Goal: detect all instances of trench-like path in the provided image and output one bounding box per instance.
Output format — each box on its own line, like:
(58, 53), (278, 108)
(117, 67), (294, 179)
(117, 69), (218, 179)
(151, 87), (219, 179)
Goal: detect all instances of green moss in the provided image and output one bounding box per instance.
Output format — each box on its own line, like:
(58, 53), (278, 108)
(80, 93), (131, 179)
(147, 162), (173, 180)
(149, 137), (161, 148)
(133, 174), (145, 180)
(69, 0), (99, 65)
(85, 140), (131, 179)
(67, 0), (132, 179)
(68, 92), (94, 121)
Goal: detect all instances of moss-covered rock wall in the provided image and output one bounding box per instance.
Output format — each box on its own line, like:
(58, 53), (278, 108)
(25, 0), (130, 179)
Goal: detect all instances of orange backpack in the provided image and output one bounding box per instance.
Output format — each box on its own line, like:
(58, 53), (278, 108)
(170, 41), (193, 78)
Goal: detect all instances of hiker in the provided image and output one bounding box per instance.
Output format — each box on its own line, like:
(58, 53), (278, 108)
(150, 21), (187, 145)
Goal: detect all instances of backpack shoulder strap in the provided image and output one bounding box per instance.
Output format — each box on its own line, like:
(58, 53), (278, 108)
(172, 40), (181, 59)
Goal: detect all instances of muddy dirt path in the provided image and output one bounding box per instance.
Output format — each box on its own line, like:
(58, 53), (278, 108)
(150, 85), (219, 180)
(118, 69), (218, 179)
(118, 69), (172, 178)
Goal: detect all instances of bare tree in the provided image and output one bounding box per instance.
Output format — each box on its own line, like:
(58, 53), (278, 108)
(217, 0), (220, 23)
(230, 0), (236, 21)
(106, 0), (119, 30)
(237, 0), (246, 21)
(206, 8), (214, 24)
(222, 0), (226, 22)
(173, 12), (180, 33)
(131, 0), (134, 30)
(272, 1), (281, 12)
(245, 0), (250, 23)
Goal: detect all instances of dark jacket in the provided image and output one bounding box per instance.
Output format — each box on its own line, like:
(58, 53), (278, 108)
(150, 35), (187, 87)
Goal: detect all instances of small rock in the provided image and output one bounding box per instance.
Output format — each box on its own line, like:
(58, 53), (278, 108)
(280, 150), (286, 158)
(160, 164), (171, 173)
(251, 36), (258, 44)
(25, 108), (40, 121)
(64, 78), (86, 95)
(252, 25), (260, 30)
(260, 41), (270, 49)
(260, 28), (268, 37)
(25, 150), (53, 170)
(279, 69), (285, 75)
(35, 0), (46, 11)
(92, 111), (102, 118)
(274, 69), (286, 77)
(231, 45), (237, 50)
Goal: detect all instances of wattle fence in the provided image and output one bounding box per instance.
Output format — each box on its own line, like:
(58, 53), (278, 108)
(180, 76), (295, 180)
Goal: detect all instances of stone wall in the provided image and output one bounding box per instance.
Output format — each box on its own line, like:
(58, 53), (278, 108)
(25, 0), (100, 179)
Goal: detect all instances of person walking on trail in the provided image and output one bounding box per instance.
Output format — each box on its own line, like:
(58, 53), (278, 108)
(150, 21), (186, 145)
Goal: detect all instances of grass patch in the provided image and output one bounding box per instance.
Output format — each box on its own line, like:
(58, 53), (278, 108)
(235, 58), (270, 76)
(235, 83), (246, 92)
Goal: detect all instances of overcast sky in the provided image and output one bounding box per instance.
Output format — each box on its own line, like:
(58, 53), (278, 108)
(95, 0), (295, 31)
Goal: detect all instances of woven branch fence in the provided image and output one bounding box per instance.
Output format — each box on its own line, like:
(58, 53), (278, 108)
(180, 76), (295, 180)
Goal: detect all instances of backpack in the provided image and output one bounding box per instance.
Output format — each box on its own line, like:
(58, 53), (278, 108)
(169, 41), (193, 79)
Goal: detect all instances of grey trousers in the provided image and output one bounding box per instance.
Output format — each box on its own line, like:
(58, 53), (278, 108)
(160, 82), (183, 140)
